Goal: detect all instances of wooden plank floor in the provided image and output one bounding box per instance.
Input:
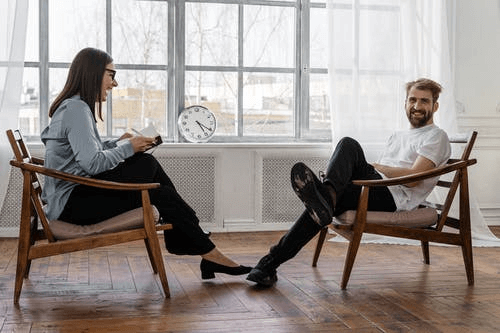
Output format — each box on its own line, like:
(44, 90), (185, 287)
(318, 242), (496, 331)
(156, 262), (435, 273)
(1, 228), (500, 333)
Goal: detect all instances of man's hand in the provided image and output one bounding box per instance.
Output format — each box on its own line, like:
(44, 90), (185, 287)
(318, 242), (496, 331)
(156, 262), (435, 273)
(372, 155), (436, 187)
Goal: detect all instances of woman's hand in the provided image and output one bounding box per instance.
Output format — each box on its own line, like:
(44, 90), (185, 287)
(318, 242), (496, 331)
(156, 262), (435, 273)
(129, 135), (156, 153)
(118, 132), (133, 140)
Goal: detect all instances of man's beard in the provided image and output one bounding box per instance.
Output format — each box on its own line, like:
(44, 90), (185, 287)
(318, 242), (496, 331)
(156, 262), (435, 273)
(408, 109), (432, 128)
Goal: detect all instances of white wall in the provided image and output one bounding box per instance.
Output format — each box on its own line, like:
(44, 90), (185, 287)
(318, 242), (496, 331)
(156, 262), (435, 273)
(455, 0), (500, 224)
(2, 1), (500, 233)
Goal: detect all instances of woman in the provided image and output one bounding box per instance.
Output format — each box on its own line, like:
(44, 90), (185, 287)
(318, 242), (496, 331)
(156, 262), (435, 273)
(41, 47), (251, 279)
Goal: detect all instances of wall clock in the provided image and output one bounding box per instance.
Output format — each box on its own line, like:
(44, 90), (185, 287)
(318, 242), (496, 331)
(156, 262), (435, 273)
(178, 105), (217, 143)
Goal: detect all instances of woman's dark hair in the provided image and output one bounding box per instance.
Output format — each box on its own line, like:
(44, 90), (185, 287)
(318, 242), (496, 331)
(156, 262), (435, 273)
(49, 47), (113, 121)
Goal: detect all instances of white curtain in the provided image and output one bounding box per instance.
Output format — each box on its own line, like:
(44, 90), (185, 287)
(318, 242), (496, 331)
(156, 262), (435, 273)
(0, 0), (29, 216)
(327, 0), (500, 246)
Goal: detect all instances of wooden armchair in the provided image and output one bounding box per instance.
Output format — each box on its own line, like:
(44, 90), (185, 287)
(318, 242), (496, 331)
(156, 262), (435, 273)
(312, 131), (478, 289)
(6, 129), (173, 304)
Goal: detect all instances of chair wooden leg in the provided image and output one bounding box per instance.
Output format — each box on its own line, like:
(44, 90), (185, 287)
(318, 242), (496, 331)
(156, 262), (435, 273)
(421, 241), (430, 264)
(141, 193), (170, 297)
(15, 172), (34, 304)
(143, 224), (170, 297)
(340, 231), (363, 290)
(25, 217), (38, 278)
(459, 170), (474, 286)
(144, 238), (158, 274)
(312, 227), (328, 267)
(14, 227), (31, 303)
(460, 218), (474, 285)
(14, 245), (29, 305)
(461, 242), (474, 286)
(147, 234), (170, 297)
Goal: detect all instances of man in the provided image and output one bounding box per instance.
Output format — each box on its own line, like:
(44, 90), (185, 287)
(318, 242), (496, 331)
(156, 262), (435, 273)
(246, 78), (451, 286)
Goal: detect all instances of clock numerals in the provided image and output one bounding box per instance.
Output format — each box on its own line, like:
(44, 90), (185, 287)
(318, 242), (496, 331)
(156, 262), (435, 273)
(178, 105), (217, 143)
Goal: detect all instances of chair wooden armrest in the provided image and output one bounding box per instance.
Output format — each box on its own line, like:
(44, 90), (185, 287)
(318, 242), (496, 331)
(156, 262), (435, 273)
(31, 156), (45, 165)
(9, 159), (160, 191)
(351, 159), (476, 188)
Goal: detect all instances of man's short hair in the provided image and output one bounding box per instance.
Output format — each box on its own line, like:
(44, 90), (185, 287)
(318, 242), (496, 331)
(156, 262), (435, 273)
(406, 78), (442, 103)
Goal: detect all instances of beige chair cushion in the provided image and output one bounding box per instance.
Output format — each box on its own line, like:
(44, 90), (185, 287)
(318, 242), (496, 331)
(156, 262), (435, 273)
(49, 206), (160, 240)
(334, 207), (438, 228)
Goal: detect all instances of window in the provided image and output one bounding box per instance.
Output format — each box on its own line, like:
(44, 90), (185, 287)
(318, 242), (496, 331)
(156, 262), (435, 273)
(18, 0), (330, 142)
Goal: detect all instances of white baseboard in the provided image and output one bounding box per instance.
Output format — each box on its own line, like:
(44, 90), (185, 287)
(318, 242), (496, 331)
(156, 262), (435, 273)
(0, 228), (20, 238)
(222, 219), (257, 232)
(481, 207), (500, 226)
(204, 220), (293, 233)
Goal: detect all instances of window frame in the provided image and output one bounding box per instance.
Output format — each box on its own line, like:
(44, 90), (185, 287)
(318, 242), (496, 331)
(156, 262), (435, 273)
(23, 0), (331, 143)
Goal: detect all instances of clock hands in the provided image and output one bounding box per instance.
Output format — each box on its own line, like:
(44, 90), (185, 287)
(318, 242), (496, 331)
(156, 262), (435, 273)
(196, 120), (213, 135)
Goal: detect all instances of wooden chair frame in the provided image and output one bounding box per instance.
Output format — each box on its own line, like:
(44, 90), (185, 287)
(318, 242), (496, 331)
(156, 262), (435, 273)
(312, 131), (478, 289)
(6, 129), (173, 304)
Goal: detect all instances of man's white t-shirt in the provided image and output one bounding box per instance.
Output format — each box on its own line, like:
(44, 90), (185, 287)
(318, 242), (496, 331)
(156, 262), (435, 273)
(377, 124), (451, 211)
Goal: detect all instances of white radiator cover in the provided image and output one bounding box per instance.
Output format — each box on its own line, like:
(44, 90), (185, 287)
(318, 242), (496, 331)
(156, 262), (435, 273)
(155, 155), (216, 226)
(0, 144), (333, 236)
(2, 138), (499, 236)
(0, 155), (218, 237)
(259, 156), (329, 225)
(0, 166), (23, 236)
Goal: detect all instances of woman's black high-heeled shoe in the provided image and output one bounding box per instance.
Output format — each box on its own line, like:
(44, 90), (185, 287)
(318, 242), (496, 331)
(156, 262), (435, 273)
(200, 259), (252, 280)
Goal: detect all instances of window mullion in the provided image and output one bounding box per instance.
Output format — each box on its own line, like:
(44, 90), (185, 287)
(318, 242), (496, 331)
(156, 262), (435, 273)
(174, 0), (186, 142)
(297, 0), (308, 139)
(352, 0), (360, 118)
(39, 0), (49, 131)
(168, 0), (177, 141)
(106, 0), (112, 136)
(237, 3), (243, 137)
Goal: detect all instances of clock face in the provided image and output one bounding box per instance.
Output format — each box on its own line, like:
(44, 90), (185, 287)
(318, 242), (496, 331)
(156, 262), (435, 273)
(178, 105), (217, 143)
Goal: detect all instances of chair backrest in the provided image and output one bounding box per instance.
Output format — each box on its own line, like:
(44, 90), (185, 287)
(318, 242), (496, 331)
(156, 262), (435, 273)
(425, 131), (477, 232)
(6, 129), (56, 242)
(7, 129), (31, 162)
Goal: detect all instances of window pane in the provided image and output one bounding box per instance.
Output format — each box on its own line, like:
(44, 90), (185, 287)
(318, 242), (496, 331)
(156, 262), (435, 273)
(359, 10), (399, 71)
(50, 68), (70, 105)
(112, 70), (167, 137)
(310, 8), (328, 69)
(186, 3), (237, 66)
(25, 0), (39, 62)
(331, 74), (400, 139)
(50, 67), (109, 135)
(19, 68), (40, 136)
(185, 71), (238, 136)
(49, 0), (106, 62)
(244, 6), (295, 68)
(330, 0), (399, 4)
(309, 73), (330, 132)
(358, 76), (400, 135)
(330, 9), (353, 69)
(243, 73), (294, 136)
(361, 0), (399, 5)
(112, 0), (168, 65)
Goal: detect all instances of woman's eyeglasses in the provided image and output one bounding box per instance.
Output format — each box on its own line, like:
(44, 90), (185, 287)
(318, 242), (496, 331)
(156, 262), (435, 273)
(105, 68), (117, 81)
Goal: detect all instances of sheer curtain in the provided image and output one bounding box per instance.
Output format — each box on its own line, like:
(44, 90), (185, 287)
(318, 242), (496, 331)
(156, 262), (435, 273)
(327, 0), (500, 246)
(0, 0), (29, 216)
